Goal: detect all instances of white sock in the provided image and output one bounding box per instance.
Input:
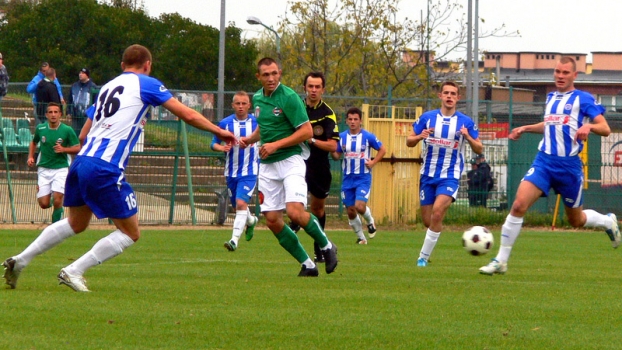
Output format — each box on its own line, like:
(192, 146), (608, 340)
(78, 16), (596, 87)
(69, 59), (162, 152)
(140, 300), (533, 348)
(496, 214), (524, 263)
(16, 218), (76, 269)
(583, 209), (613, 230)
(246, 208), (257, 226)
(349, 216), (366, 240)
(363, 206), (374, 224)
(419, 229), (440, 260)
(66, 230), (134, 276)
(302, 258), (316, 269)
(231, 210), (247, 244)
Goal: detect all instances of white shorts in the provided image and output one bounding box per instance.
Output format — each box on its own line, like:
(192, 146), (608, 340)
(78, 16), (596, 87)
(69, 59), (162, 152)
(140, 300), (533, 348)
(37, 167), (68, 198)
(258, 155), (307, 212)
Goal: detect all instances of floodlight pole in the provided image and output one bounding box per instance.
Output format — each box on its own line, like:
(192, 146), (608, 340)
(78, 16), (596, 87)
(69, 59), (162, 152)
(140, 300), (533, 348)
(247, 16), (281, 59)
(217, 0), (226, 122)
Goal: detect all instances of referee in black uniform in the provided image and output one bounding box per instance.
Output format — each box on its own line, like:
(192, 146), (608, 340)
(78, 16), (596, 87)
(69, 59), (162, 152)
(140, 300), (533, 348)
(291, 71), (339, 263)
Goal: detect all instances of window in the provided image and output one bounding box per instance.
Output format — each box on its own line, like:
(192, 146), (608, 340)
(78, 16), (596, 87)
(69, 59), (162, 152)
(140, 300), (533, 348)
(599, 95), (622, 112)
(546, 54), (550, 59)
(576, 56), (580, 61)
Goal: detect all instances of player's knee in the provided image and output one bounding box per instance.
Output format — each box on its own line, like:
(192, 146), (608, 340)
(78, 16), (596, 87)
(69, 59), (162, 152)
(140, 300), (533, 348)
(354, 202), (366, 214)
(510, 200), (529, 216)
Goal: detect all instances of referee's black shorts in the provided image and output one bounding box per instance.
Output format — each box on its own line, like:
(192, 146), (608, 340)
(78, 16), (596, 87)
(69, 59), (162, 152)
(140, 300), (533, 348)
(306, 166), (332, 199)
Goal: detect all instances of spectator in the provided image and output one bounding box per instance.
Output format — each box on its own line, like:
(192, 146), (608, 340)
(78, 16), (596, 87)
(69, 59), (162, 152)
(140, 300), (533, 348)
(67, 68), (97, 135)
(470, 154), (493, 207)
(467, 159), (483, 207)
(35, 68), (61, 123)
(27, 62), (65, 119)
(0, 53), (8, 102)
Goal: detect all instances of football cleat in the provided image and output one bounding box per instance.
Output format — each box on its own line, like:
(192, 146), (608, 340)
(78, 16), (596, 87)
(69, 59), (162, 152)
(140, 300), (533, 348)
(289, 221), (301, 233)
(58, 268), (90, 292)
(298, 265), (319, 277)
(322, 242), (338, 274)
(245, 216), (258, 242)
(224, 240), (237, 252)
(367, 223), (377, 238)
(605, 213), (620, 249)
(479, 259), (508, 275)
(2, 257), (21, 289)
(356, 238), (368, 245)
(313, 242), (325, 263)
(416, 258), (428, 267)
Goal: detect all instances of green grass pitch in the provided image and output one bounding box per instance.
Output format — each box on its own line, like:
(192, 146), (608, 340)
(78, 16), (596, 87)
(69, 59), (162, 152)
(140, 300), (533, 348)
(1, 227), (620, 349)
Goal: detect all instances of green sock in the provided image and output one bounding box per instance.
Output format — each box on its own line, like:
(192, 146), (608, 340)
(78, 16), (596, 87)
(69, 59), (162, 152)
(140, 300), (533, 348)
(52, 207), (64, 223)
(303, 213), (329, 247)
(275, 225), (309, 263)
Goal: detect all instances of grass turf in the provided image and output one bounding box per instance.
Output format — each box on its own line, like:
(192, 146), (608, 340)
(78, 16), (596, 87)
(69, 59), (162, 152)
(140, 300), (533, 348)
(1, 227), (620, 349)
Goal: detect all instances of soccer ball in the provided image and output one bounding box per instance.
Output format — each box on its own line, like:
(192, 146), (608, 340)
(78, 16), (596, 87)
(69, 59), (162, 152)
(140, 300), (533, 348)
(462, 226), (494, 256)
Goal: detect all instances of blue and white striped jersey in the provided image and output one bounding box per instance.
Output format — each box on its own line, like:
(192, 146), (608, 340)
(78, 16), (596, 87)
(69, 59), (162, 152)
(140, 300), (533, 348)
(336, 129), (383, 176)
(211, 114), (259, 178)
(79, 72), (172, 170)
(413, 109), (479, 179)
(539, 90), (605, 157)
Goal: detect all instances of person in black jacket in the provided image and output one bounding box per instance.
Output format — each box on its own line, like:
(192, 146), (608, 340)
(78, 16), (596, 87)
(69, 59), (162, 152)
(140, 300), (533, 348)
(67, 68), (97, 135)
(35, 68), (61, 123)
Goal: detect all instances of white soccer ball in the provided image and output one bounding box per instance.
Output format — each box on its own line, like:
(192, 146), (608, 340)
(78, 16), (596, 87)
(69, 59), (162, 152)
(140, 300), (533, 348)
(462, 226), (494, 256)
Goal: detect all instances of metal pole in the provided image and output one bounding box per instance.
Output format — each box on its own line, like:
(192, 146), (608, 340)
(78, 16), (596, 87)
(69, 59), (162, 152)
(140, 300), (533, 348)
(217, 0), (225, 122)
(426, 0), (431, 110)
(466, 0), (472, 117)
(472, 0), (479, 125)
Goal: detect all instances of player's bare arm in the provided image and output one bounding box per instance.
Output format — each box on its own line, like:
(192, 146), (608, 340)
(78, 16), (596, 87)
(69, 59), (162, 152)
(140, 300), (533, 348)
(330, 151), (341, 161)
(79, 118), (92, 146)
(27, 141), (37, 167)
(239, 126), (260, 149)
(311, 138), (337, 152)
(406, 128), (434, 147)
(460, 125), (483, 154)
(259, 122), (313, 159)
(509, 122), (546, 140)
(575, 115), (610, 141)
(163, 97), (236, 144)
(53, 143), (81, 154)
(211, 143), (231, 153)
(365, 144), (387, 169)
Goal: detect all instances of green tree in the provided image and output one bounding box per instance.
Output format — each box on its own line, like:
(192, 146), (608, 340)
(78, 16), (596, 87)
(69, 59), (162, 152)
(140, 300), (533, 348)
(153, 14), (258, 91)
(261, 0), (517, 99)
(0, 0), (258, 91)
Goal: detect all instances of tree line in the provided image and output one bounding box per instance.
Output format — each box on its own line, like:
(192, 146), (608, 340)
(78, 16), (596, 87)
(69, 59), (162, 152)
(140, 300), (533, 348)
(0, 0), (259, 91)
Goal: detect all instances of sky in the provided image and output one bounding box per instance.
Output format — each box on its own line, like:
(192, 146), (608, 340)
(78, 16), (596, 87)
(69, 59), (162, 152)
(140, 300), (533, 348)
(141, 0), (622, 62)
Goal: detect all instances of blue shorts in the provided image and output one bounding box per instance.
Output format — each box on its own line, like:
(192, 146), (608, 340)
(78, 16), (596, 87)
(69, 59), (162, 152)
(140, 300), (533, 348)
(64, 156), (138, 219)
(523, 152), (584, 208)
(226, 175), (257, 208)
(341, 174), (371, 207)
(419, 175), (459, 206)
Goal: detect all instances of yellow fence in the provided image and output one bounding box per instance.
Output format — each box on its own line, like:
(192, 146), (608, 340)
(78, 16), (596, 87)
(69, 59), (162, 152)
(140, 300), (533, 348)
(361, 104), (423, 224)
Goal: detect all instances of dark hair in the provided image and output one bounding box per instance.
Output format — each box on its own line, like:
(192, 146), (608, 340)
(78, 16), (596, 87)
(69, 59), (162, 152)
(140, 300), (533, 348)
(559, 56), (577, 72)
(257, 57), (279, 72)
(440, 80), (459, 92)
(122, 44), (152, 68)
(346, 107), (362, 119)
(303, 71), (325, 87)
(47, 102), (61, 112)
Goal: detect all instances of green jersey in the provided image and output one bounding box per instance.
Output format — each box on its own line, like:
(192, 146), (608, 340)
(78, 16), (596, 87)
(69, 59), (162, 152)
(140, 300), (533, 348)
(33, 122), (79, 169)
(253, 83), (309, 163)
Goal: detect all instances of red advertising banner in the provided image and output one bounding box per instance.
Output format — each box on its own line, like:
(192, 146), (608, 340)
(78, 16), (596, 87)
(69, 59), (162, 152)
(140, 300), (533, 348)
(478, 123), (509, 139)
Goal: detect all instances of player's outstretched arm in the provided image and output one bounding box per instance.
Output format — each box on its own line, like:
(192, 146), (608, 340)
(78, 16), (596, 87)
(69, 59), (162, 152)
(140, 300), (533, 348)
(576, 115), (610, 140)
(163, 97), (235, 144)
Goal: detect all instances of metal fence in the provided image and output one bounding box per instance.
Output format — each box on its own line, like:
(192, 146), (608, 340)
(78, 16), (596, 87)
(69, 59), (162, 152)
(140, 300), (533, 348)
(2, 83), (622, 225)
